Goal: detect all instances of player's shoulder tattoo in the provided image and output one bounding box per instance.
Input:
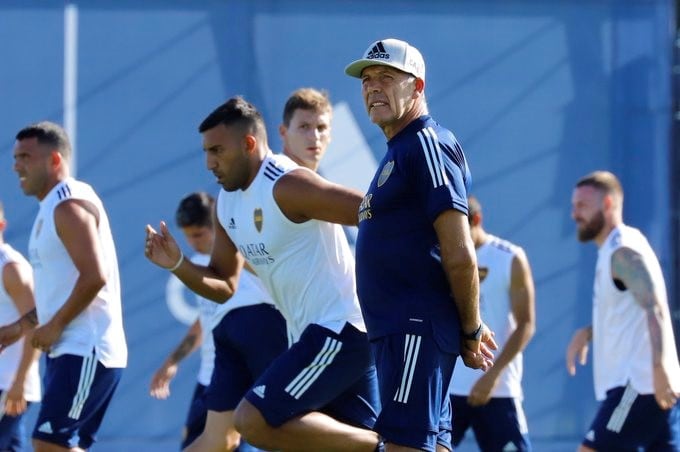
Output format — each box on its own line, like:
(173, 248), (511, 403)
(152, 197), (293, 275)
(610, 246), (655, 309)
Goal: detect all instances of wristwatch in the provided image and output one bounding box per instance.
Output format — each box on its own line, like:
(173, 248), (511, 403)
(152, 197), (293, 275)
(461, 323), (483, 341)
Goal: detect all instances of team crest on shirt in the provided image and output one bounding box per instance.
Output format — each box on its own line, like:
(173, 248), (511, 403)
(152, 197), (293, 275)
(377, 160), (394, 187)
(254, 208), (263, 232)
(478, 266), (489, 282)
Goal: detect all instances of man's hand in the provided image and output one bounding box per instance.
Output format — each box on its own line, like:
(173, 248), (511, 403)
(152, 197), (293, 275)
(145, 222), (183, 270)
(4, 379), (27, 416)
(566, 326), (591, 376)
(653, 364), (678, 410)
(461, 324), (497, 371)
(31, 320), (65, 353)
(150, 363), (178, 400)
(467, 371), (498, 406)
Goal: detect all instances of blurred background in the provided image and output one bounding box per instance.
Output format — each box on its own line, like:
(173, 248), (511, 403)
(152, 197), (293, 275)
(1, 0), (678, 450)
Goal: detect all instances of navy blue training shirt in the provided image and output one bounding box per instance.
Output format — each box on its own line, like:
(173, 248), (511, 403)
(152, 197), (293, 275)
(356, 115), (471, 354)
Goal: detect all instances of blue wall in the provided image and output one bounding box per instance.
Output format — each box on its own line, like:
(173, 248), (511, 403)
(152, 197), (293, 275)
(0, 1), (675, 449)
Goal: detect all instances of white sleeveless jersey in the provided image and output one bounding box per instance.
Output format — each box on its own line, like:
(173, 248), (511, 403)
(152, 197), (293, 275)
(28, 178), (127, 367)
(0, 244), (41, 401)
(191, 252), (276, 385)
(450, 235), (524, 399)
(215, 153), (365, 342)
(592, 224), (680, 400)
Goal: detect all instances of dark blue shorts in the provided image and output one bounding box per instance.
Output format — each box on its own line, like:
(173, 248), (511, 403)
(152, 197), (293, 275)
(371, 332), (457, 452)
(0, 391), (32, 452)
(583, 384), (680, 451)
(182, 383), (208, 449)
(245, 322), (380, 429)
(206, 303), (288, 412)
(451, 395), (531, 451)
(32, 352), (122, 449)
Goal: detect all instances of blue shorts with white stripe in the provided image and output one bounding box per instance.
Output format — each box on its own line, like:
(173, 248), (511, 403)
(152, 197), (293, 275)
(244, 322), (379, 429)
(32, 351), (122, 450)
(371, 331), (457, 452)
(583, 384), (680, 450)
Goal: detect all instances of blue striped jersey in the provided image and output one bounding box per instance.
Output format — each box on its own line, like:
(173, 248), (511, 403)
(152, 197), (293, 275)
(356, 115), (471, 353)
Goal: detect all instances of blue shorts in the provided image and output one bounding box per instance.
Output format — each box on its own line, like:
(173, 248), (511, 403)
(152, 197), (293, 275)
(182, 383), (208, 449)
(371, 332), (457, 452)
(245, 322), (379, 429)
(33, 352), (122, 449)
(583, 384), (680, 451)
(0, 391), (32, 452)
(206, 303), (288, 412)
(451, 395), (531, 451)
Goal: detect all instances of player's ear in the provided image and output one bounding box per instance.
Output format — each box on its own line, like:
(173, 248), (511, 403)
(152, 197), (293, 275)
(244, 134), (257, 153)
(50, 150), (64, 169)
(414, 77), (425, 94)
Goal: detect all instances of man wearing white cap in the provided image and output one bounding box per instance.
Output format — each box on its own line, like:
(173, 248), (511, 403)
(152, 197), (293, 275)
(346, 39), (497, 452)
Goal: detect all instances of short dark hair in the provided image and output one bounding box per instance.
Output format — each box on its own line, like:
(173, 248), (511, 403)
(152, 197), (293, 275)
(15, 121), (71, 160)
(198, 96), (266, 139)
(175, 192), (214, 228)
(282, 88), (332, 126)
(575, 170), (623, 200)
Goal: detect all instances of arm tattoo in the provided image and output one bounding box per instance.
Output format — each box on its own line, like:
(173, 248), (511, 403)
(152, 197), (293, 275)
(21, 309), (38, 329)
(169, 333), (198, 364)
(611, 247), (664, 365)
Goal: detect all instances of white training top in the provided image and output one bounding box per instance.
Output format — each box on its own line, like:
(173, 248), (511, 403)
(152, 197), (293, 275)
(215, 153), (365, 342)
(28, 178), (127, 367)
(450, 234), (525, 399)
(190, 252), (275, 386)
(592, 224), (680, 400)
(0, 244), (41, 401)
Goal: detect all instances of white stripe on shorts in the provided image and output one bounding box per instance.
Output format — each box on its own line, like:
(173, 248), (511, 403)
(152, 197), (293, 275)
(285, 337), (342, 400)
(606, 384), (638, 433)
(394, 334), (421, 404)
(68, 354), (97, 420)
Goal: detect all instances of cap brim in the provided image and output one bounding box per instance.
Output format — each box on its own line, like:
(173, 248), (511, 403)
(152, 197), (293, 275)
(345, 59), (402, 78)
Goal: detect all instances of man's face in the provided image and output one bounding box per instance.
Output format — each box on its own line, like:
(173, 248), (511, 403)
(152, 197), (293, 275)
(361, 65), (417, 128)
(13, 137), (53, 199)
(571, 185), (606, 242)
(181, 225), (214, 255)
(280, 108), (331, 171)
(203, 124), (251, 192)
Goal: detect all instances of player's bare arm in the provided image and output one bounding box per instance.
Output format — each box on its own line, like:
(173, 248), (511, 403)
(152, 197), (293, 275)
(150, 319), (202, 399)
(31, 199), (106, 352)
(434, 209), (496, 371)
(145, 217), (243, 303)
(273, 167), (363, 225)
(611, 246), (678, 409)
(2, 260), (40, 415)
(0, 262), (37, 349)
(469, 250), (535, 406)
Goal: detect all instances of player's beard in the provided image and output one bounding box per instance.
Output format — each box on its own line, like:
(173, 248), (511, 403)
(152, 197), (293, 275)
(577, 210), (605, 242)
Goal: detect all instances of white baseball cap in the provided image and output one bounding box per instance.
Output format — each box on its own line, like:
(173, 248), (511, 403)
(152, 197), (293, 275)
(345, 38), (425, 80)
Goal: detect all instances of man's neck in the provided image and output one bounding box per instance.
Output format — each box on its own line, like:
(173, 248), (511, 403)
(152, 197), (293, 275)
(382, 104), (428, 140)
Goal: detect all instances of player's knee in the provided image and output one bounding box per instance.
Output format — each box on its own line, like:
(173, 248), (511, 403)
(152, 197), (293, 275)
(233, 400), (270, 445)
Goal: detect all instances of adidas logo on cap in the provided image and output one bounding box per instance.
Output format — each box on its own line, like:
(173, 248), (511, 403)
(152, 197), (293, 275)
(345, 38), (425, 80)
(366, 41), (390, 60)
